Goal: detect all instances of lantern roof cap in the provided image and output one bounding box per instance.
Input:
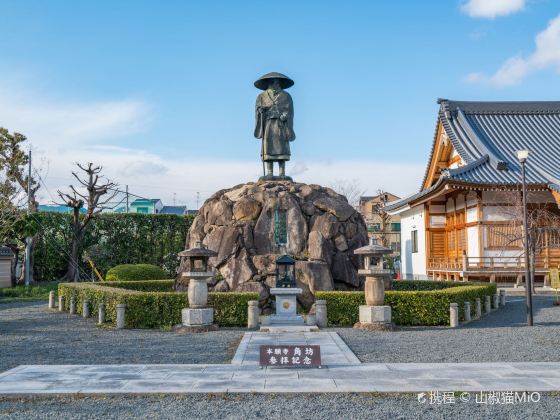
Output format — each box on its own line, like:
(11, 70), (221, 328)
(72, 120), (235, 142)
(178, 241), (218, 258)
(276, 254), (296, 264)
(353, 238), (392, 256)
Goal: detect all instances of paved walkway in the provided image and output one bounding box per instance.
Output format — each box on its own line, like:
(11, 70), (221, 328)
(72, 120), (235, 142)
(1, 330), (560, 394)
(1, 362), (559, 393)
(231, 332), (361, 366)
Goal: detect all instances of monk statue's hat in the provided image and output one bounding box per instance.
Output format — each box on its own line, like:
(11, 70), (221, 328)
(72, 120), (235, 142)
(254, 72), (294, 90)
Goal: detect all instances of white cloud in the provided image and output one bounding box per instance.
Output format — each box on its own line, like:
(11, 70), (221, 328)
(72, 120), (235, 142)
(37, 147), (424, 211)
(0, 84), (150, 149)
(461, 0), (525, 19)
(465, 15), (560, 86)
(0, 80), (424, 211)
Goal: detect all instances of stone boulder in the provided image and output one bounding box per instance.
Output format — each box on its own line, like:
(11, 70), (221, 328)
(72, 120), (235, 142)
(176, 180), (368, 308)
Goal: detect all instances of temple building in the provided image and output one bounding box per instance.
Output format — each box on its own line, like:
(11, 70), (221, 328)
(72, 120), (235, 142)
(385, 99), (560, 286)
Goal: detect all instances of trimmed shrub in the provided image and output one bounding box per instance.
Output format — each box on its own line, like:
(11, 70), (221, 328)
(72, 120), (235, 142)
(316, 281), (497, 326)
(57, 282), (258, 328)
(105, 264), (168, 282)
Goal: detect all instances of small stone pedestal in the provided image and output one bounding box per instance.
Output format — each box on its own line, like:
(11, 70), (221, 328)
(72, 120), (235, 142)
(182, 307), (214, 326)
(354, 305), (393, 331)
(260, 287), (318, 332)
(269, 288), (305, 325)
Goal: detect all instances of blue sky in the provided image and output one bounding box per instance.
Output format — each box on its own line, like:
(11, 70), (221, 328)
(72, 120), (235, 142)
(1, 0), (559, 207)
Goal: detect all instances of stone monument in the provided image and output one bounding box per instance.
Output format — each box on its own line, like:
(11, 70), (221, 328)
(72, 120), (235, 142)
(353, 238), (393, 330)
(261, 254), (319, 332)
(175, 72), (369, 312)
(175, 241), (218, 332)
(254, 72), (295, 181)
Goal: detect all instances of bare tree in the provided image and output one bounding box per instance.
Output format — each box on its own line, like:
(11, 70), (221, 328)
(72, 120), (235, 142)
(371, 189), (393, 247)
(329, 179), (366, 208)
(493, 189), (560, 287)
(58, 163), (117, 282)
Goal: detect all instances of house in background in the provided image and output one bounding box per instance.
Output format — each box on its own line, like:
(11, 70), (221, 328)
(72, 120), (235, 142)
(386, 99), (560, 286)
(358, 192), (401, 255)
(39, 200), (197, 216)
(160, 205), (187, 215)
(129, 198), (163, 214)
(37, 204), (86, 214)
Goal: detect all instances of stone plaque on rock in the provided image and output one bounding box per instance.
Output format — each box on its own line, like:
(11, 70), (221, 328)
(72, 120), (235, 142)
(259, 345), (321, 367)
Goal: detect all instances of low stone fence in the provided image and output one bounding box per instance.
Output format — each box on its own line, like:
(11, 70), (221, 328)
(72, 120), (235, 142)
(55, 281), (257, 329)
(316, 281), (497, 326)
(449, 289), (506, 328)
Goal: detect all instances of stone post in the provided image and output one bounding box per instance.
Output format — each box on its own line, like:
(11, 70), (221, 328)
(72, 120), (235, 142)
(315, 300), (327, 328)
(82, 300), (90, 318)
(475, 298), (482, 318)
(58, 296), (65, 312)
(499, 289), (506, 307)
(69, 297), (76, 315)
(98, 303), (106, 325)
(450, 303), (459, 328)
(484, 296), (491, 314)
(247, 300), (259, 329)
(306, 313), (316, 326)
(48, 291), (55, 309)
(492, 294), (499, 310)
(464, 301), (471, 322)
(116, 304), (126, 329)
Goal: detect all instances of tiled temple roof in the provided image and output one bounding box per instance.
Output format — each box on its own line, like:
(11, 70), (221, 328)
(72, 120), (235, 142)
(386, 99), (560, 212)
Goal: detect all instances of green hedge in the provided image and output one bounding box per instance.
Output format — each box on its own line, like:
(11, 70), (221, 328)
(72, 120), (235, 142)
(316, 281), (497, 326)
(32, 212), (194, 281)
(100, 279), (174, 292)
(105, 264), (168, 282)
(57, 282), (257, 328)
(391, 281), (466, 291)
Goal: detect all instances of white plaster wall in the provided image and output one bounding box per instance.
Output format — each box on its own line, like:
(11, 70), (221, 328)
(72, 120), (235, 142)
(466, 206), (478, 223)
(482, 206), (516, 222)
(400, 205), (427, 280)
(430, 215), (445, 228)
(467, 226), (479, 258)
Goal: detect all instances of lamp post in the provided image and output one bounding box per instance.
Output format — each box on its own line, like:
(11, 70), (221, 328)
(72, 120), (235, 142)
(516, 149), (533, 326)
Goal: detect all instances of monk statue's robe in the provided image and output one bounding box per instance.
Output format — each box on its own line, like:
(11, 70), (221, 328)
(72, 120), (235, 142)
(254, 88), (295, 162)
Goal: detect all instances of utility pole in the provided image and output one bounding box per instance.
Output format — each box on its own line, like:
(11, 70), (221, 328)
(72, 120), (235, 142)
(517, 149), (533, 326)
(173, 192), (176, 206)
(196, 192), (200, 209)
(125, 185), (129, 213)
(24, 150), (32, 287)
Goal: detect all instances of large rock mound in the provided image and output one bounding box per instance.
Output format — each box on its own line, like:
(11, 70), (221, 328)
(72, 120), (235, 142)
(176, 181), (368, 311)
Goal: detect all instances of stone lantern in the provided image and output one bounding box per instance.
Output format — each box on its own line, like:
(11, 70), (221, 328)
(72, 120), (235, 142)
(353, 238), (393, 329)
(177, 241), (217, 328)
(275, 255), (296, 288)
(264, 255), (309, 329)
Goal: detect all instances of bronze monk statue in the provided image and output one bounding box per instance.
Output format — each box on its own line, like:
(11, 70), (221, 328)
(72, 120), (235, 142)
(254, 72), (295, 181)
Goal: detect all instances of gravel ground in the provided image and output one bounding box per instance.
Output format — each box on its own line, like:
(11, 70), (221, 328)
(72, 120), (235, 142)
(336, 295), (560, 363)
(0, 301), (243, 373)
(0, 296), (559, 419)
(0, 393), (557, 419)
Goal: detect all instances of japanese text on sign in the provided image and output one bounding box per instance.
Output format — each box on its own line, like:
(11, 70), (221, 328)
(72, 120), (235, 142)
(259, 345), (321, 367)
